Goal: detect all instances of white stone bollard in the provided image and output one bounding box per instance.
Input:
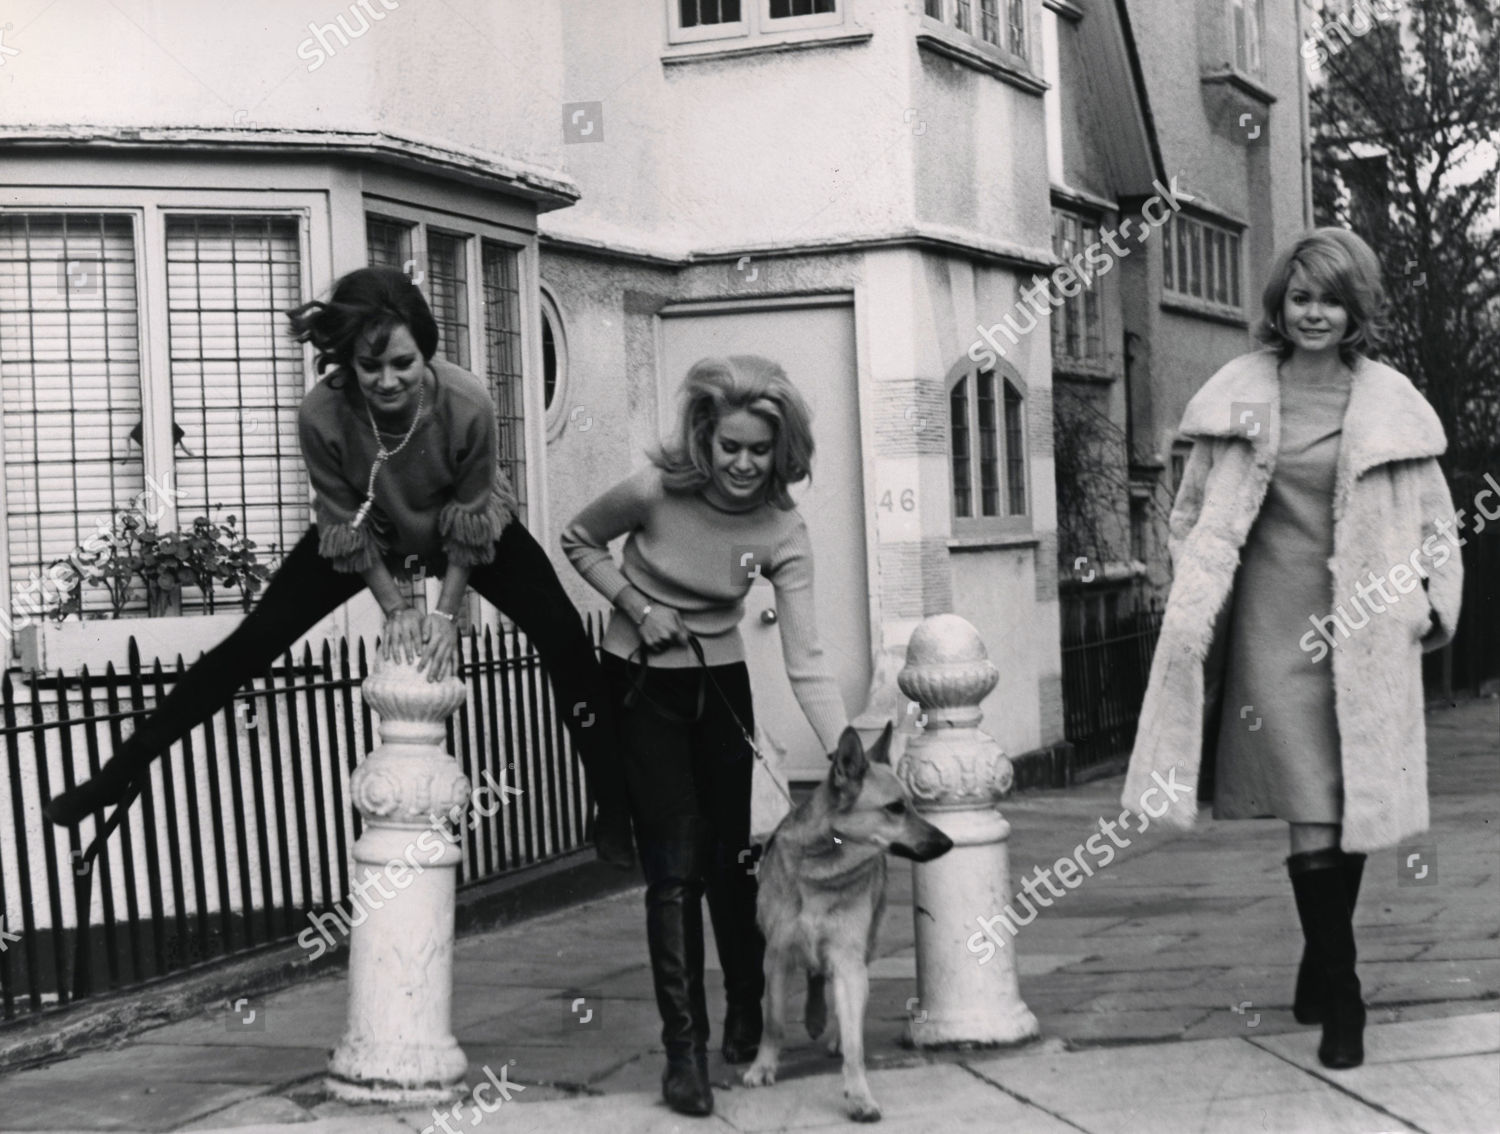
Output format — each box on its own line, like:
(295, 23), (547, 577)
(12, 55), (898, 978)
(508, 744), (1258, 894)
(326, 656), (472, 1103)
(897, 613), (1038, 1047)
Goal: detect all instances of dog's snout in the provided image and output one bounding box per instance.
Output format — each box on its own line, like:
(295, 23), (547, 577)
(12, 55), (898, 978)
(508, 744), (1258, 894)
(890, 823), (954, 863)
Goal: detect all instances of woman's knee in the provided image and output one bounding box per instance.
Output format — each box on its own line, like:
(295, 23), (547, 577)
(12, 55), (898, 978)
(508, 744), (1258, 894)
(1288, 822), (1340, 855)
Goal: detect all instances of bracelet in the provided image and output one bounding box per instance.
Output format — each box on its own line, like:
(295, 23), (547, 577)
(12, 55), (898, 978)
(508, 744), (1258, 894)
(429, 609), (456, 625)
(633, 602), (653, 628)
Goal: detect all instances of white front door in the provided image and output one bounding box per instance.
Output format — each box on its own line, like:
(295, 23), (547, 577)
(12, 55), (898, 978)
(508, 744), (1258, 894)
(656, 297), (869, 781)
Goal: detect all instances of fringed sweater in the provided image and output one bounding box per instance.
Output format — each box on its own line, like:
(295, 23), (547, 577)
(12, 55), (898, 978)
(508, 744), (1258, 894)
(297, 358), (518, 575)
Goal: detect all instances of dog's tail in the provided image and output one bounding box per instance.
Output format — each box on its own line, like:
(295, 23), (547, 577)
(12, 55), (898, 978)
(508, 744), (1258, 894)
(805, 972), (827, 1039)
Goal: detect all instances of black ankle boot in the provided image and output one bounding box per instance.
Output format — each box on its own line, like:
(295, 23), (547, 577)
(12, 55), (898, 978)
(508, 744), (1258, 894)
(1291, 851), (1366, 1025)
(1289, 849), (1365, 1069)
(643, 819), (713, 1117)
(706, 842), (765, 1063)
(44, 748), (145, 828)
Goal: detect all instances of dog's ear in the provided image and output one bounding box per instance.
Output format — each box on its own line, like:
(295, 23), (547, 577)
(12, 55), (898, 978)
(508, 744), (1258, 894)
(867, 721), (895, 767)
(830, 726), (867, 804)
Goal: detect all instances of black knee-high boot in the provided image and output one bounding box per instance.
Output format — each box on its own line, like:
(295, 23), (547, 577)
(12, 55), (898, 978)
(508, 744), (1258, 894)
(706, 841), (764, 1063)
(642, 818), (713, 1117)
(1289, 848), (1365, 1068)
(1291, 851), (1366, 1024)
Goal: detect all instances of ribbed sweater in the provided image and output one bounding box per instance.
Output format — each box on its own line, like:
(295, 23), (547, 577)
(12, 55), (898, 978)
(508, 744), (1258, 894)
(560, 465), (849, 753)
(298, 358), (519, 574)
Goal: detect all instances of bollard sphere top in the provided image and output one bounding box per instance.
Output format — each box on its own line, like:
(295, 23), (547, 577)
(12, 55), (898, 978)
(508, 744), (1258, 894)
(903, 613), (989, 668)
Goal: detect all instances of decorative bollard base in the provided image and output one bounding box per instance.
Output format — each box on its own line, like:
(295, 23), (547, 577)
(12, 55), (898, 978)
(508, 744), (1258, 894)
(897, 614), (1040, 1050)
(905, 809), (1039, 1048)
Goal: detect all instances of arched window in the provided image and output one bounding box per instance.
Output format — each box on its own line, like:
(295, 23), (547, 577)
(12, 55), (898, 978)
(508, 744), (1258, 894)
(948, 358), (1029, 534)
(539, 286), (570, 442)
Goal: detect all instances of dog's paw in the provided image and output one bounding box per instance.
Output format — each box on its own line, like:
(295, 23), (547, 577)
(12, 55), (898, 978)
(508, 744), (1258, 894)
(742, 1061), (777, 1088)
(845, 1093), (882, 1123)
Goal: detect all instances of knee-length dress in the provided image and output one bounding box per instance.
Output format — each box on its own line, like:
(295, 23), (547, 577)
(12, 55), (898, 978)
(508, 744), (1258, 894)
(1213, 370), (1353, 823)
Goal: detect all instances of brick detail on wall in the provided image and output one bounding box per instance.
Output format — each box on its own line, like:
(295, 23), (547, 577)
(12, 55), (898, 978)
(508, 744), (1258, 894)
(1034, 529), (1058, 603)
(1037, 670), (1064, 746)
(878, 537), (953, 620)
(873, 378), (948, 458)
(1029, 386), (1053, 460)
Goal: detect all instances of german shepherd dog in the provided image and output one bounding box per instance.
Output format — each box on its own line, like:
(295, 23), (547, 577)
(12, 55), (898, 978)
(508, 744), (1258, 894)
(741, 723), (953, 1122)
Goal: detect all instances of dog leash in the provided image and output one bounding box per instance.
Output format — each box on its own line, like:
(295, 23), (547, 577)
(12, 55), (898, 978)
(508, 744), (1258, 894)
(623, 633), (797, 811)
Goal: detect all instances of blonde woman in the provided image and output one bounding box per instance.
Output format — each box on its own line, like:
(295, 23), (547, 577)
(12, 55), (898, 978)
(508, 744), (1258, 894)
(562, 356), (848, 1116)
(1123, 228), (1463, 1069)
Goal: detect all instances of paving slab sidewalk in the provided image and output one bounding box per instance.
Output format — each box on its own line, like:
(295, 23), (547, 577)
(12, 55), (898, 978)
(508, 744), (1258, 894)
(1, 695), (1495, 1134)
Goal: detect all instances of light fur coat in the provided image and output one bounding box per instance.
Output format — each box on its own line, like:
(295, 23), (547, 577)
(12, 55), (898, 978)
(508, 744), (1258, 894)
(1122, 350), (1464, 852)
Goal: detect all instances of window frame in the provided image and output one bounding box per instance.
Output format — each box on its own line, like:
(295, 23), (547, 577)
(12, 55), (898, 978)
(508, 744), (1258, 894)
(539, 285), (571, 442)
(0, 189), (328, 629)
(947, 358), (1031, 539)
(667, 0), (844, 46)
(1050, 205), (1107, 372)
(922, 0), (1033, 68)
(1160, 211), (1245, 319)
(1227, 0), (1265, 77)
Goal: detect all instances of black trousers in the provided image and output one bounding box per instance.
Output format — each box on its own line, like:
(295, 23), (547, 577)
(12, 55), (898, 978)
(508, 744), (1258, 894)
(601, 651), (764, 1010)
(117, 522), (620, 814)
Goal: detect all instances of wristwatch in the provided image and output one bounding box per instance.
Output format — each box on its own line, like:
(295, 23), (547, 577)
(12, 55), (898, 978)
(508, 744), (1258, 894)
(430, 609), (456, 625)
(633, 602), (653, 628)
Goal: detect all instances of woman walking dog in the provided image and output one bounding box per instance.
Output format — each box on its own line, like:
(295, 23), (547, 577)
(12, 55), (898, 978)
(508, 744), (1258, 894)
(562, 355), (848, 1117)
(1123, 228), (1463, 1069)
(44, 267), (634, 869)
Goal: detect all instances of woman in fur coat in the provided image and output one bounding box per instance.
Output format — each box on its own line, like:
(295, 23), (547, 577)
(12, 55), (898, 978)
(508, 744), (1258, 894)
(1122, 228), (1464, 1069)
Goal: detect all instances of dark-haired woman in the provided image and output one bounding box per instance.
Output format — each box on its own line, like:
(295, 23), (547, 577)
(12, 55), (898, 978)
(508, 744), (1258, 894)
(1123, 227), (1463, 1069)
(45, 267), (634, 868)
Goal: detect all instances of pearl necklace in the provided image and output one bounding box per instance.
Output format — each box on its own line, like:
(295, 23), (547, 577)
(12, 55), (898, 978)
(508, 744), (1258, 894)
(351, 371), (428, 531)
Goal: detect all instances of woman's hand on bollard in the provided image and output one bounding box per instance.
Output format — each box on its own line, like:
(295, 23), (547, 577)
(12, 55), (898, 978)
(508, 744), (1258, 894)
(419, 613), (460, 682)
(381, 606), (425, 666)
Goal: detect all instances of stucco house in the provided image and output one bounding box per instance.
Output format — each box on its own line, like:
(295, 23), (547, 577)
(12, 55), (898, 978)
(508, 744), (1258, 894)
(0, 0), (1310, 782)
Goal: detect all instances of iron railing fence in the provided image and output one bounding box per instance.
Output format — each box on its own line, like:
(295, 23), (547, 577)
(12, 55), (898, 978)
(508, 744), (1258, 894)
(0, 614), (602, 1022)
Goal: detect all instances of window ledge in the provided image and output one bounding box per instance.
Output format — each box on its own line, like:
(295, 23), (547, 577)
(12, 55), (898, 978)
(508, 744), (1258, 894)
(1199, 67), (1278, 107)
(916, 25), (1047, 96)
(663, 25), (873, 65)
(949, 531), (1039, 552)
(1053, 361), (1118, 383)
(1159, 293), (1249, 327)
(1044, 0), (1084, 21)
(1050, 182), (1117, 215)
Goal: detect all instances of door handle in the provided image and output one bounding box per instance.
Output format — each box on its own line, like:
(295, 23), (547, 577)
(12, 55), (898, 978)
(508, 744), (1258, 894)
(760, 608), (777, 625)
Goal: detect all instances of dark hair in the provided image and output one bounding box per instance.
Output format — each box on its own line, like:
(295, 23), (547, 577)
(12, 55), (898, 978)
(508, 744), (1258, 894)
(286, 267), (439, 386)
(1255, 227), (1387, 365)
(650, 355), (814, 511)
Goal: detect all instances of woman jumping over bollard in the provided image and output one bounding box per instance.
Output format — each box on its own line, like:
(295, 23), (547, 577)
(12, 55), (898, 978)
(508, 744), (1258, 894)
(1123, 227), (1463, 1069)
(45, 266), (634, 869)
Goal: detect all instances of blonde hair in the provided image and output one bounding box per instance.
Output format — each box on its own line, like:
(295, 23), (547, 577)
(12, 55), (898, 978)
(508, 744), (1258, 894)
(1256, 227), (1387, 364)
(652, 355), (814, 510)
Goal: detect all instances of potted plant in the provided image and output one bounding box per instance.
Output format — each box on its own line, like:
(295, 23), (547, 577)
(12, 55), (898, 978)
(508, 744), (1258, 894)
(15, 504), (276, 674)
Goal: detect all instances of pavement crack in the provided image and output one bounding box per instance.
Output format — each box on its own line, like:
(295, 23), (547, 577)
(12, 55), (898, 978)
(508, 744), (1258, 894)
(1245, 1036), (1433, 1134)
(957, 1061), (1095, 1133)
